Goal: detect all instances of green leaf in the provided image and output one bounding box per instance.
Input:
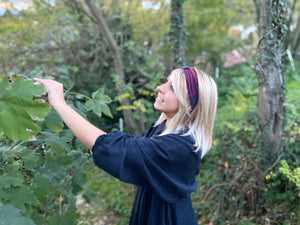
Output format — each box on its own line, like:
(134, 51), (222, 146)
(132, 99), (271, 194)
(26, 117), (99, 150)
(32, 173), (55, 202)
(0, 185), (39, 210)
(15, 148), (42, 171)
(0, 203), (36, 225)
(43, 109), (64, 133)
(47, 211), (78, 225)
(0, 77), (51, 141)
(42, 132), (70, 154)
(85, 88), (113, 118)
(71, 167), (87, 193)
(0, 170), (24, 189)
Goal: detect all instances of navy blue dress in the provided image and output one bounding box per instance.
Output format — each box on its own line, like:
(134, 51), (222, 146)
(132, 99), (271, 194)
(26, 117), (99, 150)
(92, 121), (201, 225)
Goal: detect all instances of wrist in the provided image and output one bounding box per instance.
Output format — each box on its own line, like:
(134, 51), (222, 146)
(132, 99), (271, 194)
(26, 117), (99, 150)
(52, 101), (68, 113)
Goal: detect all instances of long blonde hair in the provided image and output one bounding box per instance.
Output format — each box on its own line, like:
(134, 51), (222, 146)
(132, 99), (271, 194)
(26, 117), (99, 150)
(155, 67), (218, 158)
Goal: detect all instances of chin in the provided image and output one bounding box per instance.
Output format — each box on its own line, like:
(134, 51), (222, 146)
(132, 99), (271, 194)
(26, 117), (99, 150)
(153, 103), (162, 112)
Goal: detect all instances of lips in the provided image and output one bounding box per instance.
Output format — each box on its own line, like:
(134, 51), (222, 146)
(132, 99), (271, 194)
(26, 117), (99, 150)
(156, 96), (164, 102)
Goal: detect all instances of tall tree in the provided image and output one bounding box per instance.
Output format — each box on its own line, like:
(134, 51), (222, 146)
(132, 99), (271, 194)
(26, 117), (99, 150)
(255, 0), (289, 154)
(170, 0), (186, 68)
(83, 0), (137, 134)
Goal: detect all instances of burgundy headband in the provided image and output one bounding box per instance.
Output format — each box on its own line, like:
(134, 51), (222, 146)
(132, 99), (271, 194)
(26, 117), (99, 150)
(181, 66), (199, 111)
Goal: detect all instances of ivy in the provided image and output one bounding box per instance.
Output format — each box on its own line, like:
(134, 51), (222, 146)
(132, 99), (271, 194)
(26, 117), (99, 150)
(169, 0), (186, 67)
(258, 0), (290, 71)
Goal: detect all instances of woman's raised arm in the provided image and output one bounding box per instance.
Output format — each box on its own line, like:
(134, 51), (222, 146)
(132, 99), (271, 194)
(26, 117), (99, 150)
(34, 78), (106, 150)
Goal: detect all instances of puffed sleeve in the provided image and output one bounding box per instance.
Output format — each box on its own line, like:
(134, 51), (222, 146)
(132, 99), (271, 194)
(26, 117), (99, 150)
(92, 131), (201, 203)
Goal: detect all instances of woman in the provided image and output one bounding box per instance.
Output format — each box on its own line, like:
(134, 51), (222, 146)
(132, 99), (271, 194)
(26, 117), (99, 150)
(34, 66), (218, 225)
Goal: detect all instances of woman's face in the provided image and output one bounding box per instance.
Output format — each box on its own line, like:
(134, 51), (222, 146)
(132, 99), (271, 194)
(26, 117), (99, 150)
(154, 73), (179, 119)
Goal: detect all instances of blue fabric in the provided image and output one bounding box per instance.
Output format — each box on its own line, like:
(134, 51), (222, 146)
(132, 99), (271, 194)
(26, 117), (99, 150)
(92, 121), (201, 225)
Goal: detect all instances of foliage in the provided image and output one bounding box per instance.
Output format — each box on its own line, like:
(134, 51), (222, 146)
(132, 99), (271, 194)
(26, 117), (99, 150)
(265, 160), (300, 223)
(192, 63), (261, 223)
(192, 62), (300, 224)
(0, 134), (86, 225)
(0, 1), (73, 76)
(101, 0), (169, 48)
(0, 0), (164, 134)
(0, 77), (113, 224)
(184, 0), (254, 67)
(283, 62), (300, 145)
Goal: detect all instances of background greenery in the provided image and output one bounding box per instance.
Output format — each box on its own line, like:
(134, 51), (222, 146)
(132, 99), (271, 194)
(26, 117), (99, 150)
(0, 0), (299, 224)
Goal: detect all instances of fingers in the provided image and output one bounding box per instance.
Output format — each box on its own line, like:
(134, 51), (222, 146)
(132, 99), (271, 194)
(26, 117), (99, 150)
(33, 78), (57, 88)
(33, 78), (42, 82)
(33, 78), (44, 86)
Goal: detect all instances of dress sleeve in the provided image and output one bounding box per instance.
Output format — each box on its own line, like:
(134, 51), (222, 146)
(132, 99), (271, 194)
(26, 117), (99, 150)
(92, 131), (201, 203)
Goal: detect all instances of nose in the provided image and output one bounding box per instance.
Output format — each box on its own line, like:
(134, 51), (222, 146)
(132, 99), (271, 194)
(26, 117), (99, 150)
(157, 83), (167, 93)
(157, 84), (163, 92)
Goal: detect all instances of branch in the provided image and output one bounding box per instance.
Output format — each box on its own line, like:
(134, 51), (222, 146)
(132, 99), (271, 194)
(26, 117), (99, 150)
(243, 154), (282, 192)
(84, 0), (121, 62)
(199, 182), (235, 204)
(73, 0), (97, 24)
(83, 0), (137, 134)
(232, 139), (262, 175)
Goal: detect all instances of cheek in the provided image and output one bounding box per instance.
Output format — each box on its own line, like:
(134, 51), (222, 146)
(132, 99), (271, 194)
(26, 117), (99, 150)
(170, 95), (179, 111)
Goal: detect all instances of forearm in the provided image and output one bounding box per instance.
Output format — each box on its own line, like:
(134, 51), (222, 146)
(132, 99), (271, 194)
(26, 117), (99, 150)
(54, 102), (106, 151)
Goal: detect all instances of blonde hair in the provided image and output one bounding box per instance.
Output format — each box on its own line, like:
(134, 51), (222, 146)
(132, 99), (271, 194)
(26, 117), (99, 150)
(155, 67), (218, 158)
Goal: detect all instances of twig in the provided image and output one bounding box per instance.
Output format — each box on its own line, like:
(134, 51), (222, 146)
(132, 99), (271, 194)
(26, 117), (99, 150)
(199, 183), (232, 204)
(64, 81), (76, 94)
(9, 140), (23, 151)
(243, 154), (282, 192)
(233, 139), (262, 174)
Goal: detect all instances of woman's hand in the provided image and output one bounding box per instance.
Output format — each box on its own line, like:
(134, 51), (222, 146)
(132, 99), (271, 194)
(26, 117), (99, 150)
(34, 78), (66, 110)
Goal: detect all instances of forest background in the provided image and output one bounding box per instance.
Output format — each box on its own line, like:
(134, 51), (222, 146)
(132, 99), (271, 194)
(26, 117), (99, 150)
(0, 0), (299, 224)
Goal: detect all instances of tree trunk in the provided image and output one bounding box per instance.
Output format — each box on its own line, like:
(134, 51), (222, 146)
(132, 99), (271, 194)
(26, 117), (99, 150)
(255, 0), (288, 154)
(84, 0), (137, 134)
(170, 0), (185, 68)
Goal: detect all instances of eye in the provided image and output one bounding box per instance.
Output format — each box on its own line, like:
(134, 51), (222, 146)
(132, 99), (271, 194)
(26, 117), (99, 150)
(170, 85), (174, 92)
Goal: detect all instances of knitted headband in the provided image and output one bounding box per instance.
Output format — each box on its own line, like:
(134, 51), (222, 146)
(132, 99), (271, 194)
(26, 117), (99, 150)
(181, 66), (199, 111)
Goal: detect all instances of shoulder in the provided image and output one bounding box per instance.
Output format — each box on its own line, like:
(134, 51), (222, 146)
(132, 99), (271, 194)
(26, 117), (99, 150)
(121, 132), (201, 167)
(150, 133), (194, 150)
